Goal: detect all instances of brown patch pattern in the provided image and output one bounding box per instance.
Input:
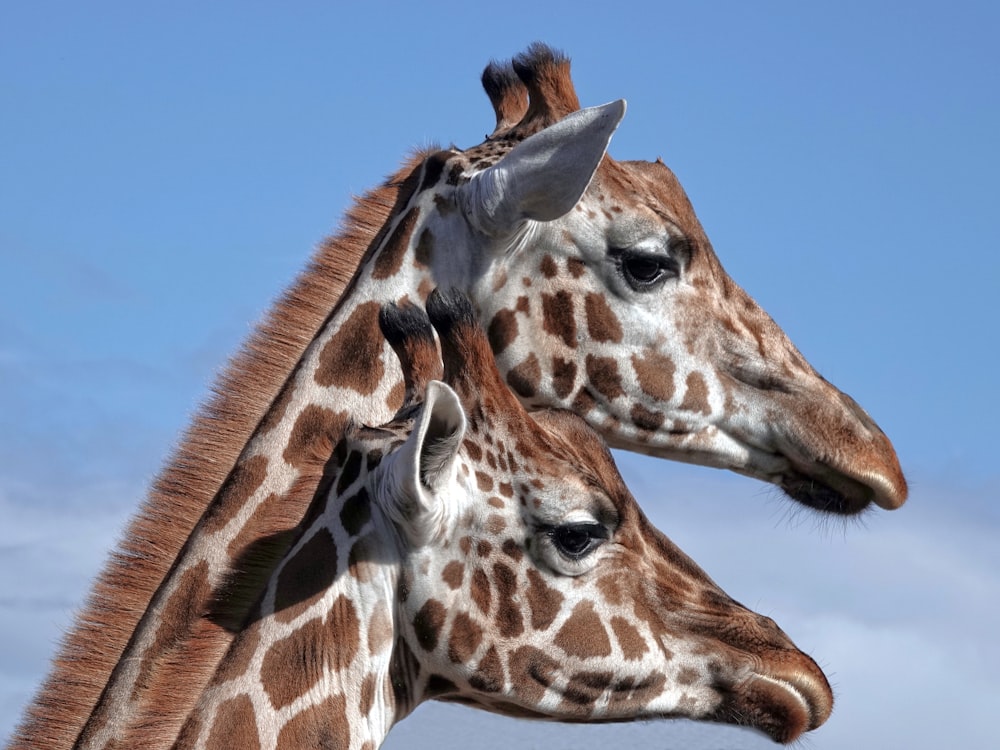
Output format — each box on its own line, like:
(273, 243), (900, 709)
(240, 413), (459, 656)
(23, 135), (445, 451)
(584, 293), (623, 343)
(541, 291), (577, 348)
(555, 601), (612, 658)
(315, 301), (384, 395)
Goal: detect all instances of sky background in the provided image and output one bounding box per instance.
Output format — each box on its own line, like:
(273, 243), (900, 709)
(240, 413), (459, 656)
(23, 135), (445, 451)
(2, 1), (998, 748)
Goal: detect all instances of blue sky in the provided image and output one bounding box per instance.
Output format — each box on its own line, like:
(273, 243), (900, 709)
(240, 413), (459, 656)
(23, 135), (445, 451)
(2, 2), (998, 748)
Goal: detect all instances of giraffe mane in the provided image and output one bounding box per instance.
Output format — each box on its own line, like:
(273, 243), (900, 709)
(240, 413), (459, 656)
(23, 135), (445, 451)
(9, 150), (433, 750)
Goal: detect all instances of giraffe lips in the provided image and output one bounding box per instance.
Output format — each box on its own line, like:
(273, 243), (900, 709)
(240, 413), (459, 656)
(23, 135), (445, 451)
(777, 468), (874, 515)
(715, 668), (834, 744)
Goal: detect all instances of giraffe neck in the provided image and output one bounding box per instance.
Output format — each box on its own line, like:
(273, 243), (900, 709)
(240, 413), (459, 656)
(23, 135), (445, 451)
(17, 153), (449, 750)
(175, 443), (408, 750)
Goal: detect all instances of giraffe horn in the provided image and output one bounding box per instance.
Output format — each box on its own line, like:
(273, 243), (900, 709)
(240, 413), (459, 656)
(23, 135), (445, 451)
(378, 302), (442, 408)
(426, 288), (519, 410)
(509, 42), (581, 134)
(481, 59), (528, 137)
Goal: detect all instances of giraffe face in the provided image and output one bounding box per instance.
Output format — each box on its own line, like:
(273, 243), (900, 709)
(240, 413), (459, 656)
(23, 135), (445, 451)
(413, 99), (905, 516)
(371, 295), (833, 743)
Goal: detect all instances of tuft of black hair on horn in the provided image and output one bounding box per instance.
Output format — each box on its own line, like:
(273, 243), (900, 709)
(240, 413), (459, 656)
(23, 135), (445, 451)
(378, 301), (435, 351)
(511, 42), (569, 86)
(481, 59), (520, 102)
(426, 287), (476, 340)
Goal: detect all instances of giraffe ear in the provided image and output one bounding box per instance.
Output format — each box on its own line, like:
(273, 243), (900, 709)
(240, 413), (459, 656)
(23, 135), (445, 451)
(460, 99), (626, 236)
(386, 380), (467, 545)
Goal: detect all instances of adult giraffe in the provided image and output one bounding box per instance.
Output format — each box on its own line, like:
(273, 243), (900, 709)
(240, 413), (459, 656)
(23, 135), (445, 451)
(9, 44), (903, 749)
(169, 291), (833, 748)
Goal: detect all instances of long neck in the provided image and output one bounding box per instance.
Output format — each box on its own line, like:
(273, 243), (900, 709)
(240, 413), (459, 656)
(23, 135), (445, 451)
(175, 460), (405, 750)
(8, 152), (438, 750)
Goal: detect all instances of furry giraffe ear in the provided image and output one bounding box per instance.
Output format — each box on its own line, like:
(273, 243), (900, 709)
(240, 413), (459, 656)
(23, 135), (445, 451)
(459, 99), (626, 236)
(384, 380), (467, 546)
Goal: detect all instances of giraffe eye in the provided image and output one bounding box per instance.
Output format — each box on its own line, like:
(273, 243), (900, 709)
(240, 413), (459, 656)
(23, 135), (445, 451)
(548, 523), (610, 560)
(613, 249), (679, 291)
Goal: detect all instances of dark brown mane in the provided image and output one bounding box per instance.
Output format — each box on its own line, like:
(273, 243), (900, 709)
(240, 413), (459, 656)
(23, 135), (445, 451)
(9, 150), (432, 750)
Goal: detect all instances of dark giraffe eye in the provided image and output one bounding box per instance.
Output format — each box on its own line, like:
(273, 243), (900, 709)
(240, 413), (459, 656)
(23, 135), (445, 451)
(613, 249), (679, 291)
(548, 523), (610, 560)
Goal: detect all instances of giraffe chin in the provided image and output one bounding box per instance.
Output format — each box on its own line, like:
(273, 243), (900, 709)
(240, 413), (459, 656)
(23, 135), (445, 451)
(778, 470), (874, 515)
(712, 669), (833, 744)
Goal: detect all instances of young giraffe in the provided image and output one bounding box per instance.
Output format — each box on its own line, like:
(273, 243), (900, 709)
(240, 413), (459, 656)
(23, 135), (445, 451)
(173, 290), (833, 749)
(9, 44), (900, 749)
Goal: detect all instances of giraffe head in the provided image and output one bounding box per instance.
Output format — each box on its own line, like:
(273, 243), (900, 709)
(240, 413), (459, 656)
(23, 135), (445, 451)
(407, 43), (906, 515)
(363, 289), (833, 744)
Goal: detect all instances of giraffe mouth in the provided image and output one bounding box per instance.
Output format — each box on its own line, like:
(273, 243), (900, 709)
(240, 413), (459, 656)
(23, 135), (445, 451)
(777, 466), (875, 515)
(712, 668), (833, 744)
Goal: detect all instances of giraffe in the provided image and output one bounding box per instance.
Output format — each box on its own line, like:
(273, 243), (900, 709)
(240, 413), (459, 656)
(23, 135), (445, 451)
(172, 290), (834, 749)
(8, 44), (900, 749)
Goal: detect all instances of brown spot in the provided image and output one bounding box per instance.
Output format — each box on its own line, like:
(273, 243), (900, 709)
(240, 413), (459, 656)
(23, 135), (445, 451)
(515, 295), (530, 314)
(508, 645), (560, 704)
(525, 569), (564, 630)
(487, 496), (505, 509)
(414, 227), (435, 267)
(561, 670), (614, 714)
(572, 388), (597, 414)
(476, 540), (493, 557)
(597, 575), (624, 606)
(540, 255), (558, 278)
(459, 536), (472, 555)
(631, 352), (676, 403)
(475, 471), (494, 493)
(373, 206), (420, 280)
(275, 693), (348, 750)
(491, 268), (508, 291)
(274, 528), (338, 623)
(486, 514), (507, 535)
(135, 561), (211, 692)
(348, 534), (379, 583)
(359, 672), (378, 716)
(315, 301), (384, 395)
(680, 372), (711, 414)
(448, 611), (483, 663)
(492, 562), (524, 638)
(584, 293), (623, 343)
(566, 257), (586, 278)
(261, 616), (327, 709)
(463, 438), (483, 463)
(487, 308), (518, 355)
(610, 616), (648, 661)
(386, 379), (405, 413)
(550, 357), (577, 400)
(507, 353), (541, 398)
(413, 598), (447, 652)
(210, 624), (261, 686)
(202, 455), (269, 534)
(340, 486), (371, 536)
(678, 666), (699, 685)
(555, 601), (612, 658)
(501, 538), (522, 561)
(205, 695), (260, 750)
(469, 646), (504, 692)
(631, 403), (665, 431)
(441, 560), (464, 589)
(541, 291), (577, 348)
(471, 568), (491, 615)
(499, 482), (514, 498)
(328, 594), (361, 671)
(284, 405), (349, 470)
(585, 355), (624, 401)
(336, 449), (365, 496)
